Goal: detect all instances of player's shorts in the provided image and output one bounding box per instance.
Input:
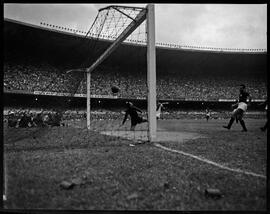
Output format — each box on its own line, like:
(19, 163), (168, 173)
(237, 102), (247, 112)
(156, 112), (161, 119)
(131, 116), (144, 126)
(232, 108), (244, 120)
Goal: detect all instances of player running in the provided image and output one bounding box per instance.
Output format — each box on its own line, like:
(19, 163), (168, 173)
(121, 102), (148, 131)
(156, 102), (168, 119)
(223, 84), (251, 132)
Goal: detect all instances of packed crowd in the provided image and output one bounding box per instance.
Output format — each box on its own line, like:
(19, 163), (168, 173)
(4, 61), (83, 94)
(4, 61), (267, 100)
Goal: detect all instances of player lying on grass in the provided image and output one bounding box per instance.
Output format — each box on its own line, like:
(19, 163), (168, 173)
(223, 84), (251, 132)
(121, 102), (148, 131)
(156, 102), (169, 119)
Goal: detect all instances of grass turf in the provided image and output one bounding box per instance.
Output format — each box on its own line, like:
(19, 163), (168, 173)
(3, 119), (267, 210)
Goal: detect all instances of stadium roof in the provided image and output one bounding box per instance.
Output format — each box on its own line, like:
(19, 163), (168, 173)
(4, 18), (267, 75)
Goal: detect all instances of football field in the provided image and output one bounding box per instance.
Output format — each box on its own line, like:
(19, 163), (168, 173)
(3, 118), (267, 210)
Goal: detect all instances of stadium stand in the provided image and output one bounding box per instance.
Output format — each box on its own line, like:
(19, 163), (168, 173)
(4, 18), (267, 103)
(4, 60), (267, 100)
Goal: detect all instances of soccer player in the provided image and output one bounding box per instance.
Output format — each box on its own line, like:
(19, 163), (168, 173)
(122, 102), (148, 131)
(223, 84), (251, 132)
(205, 107), (211, 122)
(156, 102), (168, 120)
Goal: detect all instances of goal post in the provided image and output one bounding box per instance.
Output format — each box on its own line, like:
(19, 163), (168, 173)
(146, 4), (157, 141)
(85, 4), (157, 142)
(87, 71), (91, 129)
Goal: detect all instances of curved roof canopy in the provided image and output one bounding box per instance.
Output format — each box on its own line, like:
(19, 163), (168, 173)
(4, 18), (267, 76)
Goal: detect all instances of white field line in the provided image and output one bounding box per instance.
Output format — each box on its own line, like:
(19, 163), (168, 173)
(154, 143), (266, 179)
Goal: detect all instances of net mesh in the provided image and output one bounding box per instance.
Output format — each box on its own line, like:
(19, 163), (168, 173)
(88, 6), (146, 44)
(62, 5), (149, 141)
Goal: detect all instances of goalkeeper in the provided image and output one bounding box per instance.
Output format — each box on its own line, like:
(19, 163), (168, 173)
(121, 102), (148, 131)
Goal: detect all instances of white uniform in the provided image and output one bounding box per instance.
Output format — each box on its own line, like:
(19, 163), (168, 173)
(237, 102), (248, 112)
(156, 103), (163, 119)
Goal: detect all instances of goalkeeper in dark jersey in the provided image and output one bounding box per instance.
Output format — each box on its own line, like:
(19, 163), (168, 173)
(223, 84), (251, 132)
(121, 102), (148, 131)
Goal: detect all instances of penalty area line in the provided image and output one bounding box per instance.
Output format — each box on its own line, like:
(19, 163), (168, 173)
(154, 143), (266, 179)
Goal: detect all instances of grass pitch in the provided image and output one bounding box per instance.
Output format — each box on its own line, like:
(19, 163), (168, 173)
(3, 118), (267, 210)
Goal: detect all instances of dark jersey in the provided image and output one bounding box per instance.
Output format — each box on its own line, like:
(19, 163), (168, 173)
(239, 91), (250, 104)
(122, 105), (143, 126)
(125, 107), (140, 120)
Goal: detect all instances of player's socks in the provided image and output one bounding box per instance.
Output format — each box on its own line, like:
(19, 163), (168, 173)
(239, 120), (247, 132)
(223, 118), (234, 130)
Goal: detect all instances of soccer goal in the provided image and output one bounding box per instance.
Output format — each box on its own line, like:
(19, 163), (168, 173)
(75, 4), (157, 142)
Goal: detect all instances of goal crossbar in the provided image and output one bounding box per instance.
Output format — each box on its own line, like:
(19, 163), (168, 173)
(98, 5), (146, 12)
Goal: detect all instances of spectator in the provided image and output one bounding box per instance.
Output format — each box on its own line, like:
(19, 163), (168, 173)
(4, 59), (267, 100)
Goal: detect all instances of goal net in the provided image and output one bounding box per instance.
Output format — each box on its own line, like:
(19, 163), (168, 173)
(66, 4), (156, 142)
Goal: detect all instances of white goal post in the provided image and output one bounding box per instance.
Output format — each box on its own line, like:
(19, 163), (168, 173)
(146, 4), (157, 141)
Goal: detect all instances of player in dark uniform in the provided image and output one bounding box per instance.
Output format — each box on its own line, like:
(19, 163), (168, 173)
(122, 102), (148, 131)
(223, 84), (251, 132)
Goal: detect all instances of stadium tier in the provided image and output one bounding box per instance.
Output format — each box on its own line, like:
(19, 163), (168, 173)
(4, 61), (267, 100)
(4, 18), (267, 101)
